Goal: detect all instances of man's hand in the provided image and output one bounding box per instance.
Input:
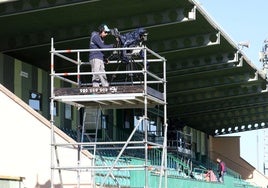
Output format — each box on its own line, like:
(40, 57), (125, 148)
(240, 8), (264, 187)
(104, 58), (109, 64)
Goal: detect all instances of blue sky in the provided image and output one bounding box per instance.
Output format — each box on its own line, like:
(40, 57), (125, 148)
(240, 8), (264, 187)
(197, 0), (268, 172)
(197, 0), (268, 69)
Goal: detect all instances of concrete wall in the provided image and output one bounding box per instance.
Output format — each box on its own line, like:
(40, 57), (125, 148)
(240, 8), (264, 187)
(0, 84), (93, 188)
(0, 53), (78, 131)
(209, 136), (268, 188)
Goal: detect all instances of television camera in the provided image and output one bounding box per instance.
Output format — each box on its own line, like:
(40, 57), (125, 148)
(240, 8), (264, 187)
(108, 27), (148, 64)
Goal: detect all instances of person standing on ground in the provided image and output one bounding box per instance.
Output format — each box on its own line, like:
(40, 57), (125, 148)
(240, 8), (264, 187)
(217, 158), (226, 183)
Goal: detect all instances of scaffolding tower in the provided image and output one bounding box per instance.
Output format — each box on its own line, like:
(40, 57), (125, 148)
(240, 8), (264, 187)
(49, 38), (167, 188)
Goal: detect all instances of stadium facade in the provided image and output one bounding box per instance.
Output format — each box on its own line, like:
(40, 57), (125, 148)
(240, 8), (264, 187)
(1, 0), (268, 187)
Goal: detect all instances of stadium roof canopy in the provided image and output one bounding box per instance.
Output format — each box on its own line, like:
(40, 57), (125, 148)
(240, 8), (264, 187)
(0, 0), (268, 136)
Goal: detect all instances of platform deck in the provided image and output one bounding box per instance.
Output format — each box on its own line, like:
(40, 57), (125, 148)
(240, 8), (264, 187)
(54, 85), (164, 108)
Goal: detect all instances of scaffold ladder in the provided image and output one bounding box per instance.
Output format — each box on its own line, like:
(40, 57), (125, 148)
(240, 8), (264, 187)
(81, 107), (122, 188)
(80, 107), (101, 187)
(81, 107), (100, 144)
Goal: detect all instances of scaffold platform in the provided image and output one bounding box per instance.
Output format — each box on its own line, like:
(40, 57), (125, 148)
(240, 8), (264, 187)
(54, 85), (164, 108)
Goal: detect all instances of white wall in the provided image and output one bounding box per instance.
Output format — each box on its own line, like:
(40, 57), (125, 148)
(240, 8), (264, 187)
(0, 85), (93, 188)
(247, 169), (268, 188)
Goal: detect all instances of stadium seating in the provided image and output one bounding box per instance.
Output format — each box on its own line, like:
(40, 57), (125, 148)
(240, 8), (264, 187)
(60, 127), (258, 188)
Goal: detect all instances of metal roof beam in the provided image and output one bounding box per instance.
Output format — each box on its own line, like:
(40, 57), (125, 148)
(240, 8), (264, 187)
(0, 5), (196, 52)
(186, 107), (268, 124)
(0, 0), (100, 18)
(166, 63), (254, 79)
(164, 52), (239, 75)
(156, 32), (220, 56)
(167, 74), (259, 95)
(215, 122), (268, 136)
(175, 98), (268, 117)
(168, 88), (267, 109)
(213, 120), (268, 136)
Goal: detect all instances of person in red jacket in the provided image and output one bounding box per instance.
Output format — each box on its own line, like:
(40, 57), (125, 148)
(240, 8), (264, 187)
(217, 158), (226, 183)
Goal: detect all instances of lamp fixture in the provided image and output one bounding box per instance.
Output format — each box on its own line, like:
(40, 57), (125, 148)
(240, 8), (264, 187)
(238, 41), (250, 50)
(0, 0), (18, 3)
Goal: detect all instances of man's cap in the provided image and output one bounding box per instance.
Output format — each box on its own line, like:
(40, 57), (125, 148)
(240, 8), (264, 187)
(99, 24), (110, 33)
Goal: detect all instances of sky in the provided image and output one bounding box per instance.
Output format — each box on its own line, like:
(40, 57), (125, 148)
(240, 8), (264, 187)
(197, 0), (268, 70)
(196, 0), (268, 172)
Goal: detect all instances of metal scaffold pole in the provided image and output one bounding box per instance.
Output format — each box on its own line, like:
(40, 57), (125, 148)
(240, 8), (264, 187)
(143, 46), (149, 188)
(163, 58), (168, 188)
(50, 38), (55, 188)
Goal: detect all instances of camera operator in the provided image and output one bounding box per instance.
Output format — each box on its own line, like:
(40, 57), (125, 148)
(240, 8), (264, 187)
(89, 24), (115, 87)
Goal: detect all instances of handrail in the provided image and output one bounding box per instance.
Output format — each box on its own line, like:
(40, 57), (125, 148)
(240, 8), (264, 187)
(148, 149), (191, 174)
(51, 44), (165, 86)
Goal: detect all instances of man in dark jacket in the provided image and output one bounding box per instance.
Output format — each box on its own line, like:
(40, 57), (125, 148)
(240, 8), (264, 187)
(89, 24), (114, 87)
(217, 158), (226, 183)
